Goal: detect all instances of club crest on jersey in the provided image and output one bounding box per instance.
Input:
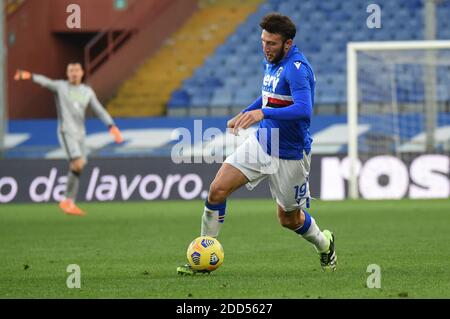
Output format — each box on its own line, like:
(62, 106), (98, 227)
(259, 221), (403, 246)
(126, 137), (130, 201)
(275, 66), (284, 77)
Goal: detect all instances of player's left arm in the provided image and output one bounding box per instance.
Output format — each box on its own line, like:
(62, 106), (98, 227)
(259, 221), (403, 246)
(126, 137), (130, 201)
(234, 63), (312, 129)
(261, 63), (312, 121)
(88, 89), (124, 144)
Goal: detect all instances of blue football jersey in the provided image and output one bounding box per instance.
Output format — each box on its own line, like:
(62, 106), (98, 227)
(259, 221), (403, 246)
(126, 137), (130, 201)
(249, 45), (315, 160)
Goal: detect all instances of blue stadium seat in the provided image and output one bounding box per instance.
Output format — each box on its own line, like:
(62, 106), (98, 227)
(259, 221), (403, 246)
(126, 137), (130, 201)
(223, 55), (240, 68)
(202, 76), (223, 89)
(168, 89), (190, 108)
(190, 93), (212, 108)
(277, 2), (297, 15)
(244, 54), (263, 66)
(233, 89), (259, 106)
(437, 84), (449, 102)
(318, 2), (342, 13)
(212, 67), (231, 79)
(210, 88), (233, 107)
(175, 0), (450, 110)
(223, 77), (246, 90)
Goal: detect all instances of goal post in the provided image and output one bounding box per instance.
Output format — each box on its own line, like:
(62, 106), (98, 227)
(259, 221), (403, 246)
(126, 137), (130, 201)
(347, 40), (450, 199)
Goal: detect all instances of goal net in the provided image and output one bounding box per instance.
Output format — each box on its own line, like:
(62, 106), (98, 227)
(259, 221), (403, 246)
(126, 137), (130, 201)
(347, 41), (450, 199)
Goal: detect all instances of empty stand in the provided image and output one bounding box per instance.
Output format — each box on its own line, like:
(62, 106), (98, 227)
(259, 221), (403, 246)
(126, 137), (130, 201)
(168, 0), (450, 116)
(108, 0), (263, 117)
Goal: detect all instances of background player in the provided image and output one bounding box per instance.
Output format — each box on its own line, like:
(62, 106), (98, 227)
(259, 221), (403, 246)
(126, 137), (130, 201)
(14, 62), (124, 216)
(178, 13), (336, 275)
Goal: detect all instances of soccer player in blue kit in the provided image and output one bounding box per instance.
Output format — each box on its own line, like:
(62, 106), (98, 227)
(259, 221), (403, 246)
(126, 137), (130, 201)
(178, 13), (336, 274)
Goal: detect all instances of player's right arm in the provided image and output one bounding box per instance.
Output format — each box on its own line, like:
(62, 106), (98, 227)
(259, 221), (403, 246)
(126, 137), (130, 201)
(227, 96), (263, 133)
(14, 70), (59, 92)
(242, 96), (263, 113)
(227, 112), (243, 129)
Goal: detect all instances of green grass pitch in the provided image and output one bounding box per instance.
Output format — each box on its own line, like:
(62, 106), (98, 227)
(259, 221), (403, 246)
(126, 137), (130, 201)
(1, 199), (449, 298)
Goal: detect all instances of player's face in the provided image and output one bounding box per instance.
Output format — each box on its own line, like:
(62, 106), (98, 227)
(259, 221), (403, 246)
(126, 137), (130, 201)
(261, 30), (289, 64)
(66, 64), (84, 85)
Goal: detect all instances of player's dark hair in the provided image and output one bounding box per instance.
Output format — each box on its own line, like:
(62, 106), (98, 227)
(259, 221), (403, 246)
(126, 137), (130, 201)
(259, 13), (296, 41)
(67, 61), (84, 69)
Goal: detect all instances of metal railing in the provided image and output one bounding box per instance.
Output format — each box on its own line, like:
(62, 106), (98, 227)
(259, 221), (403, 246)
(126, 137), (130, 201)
(84, 0), (174, 78)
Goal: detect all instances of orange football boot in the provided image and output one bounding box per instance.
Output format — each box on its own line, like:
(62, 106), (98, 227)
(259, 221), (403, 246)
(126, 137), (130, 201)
(59, 199), (86, 216)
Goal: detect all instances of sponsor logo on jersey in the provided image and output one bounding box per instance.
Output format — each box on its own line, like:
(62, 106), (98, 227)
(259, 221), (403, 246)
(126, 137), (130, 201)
(263, 66), (284, 92)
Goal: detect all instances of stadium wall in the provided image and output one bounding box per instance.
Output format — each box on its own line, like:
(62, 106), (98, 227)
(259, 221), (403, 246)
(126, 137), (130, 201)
(8, 0), (76, 119)
(0, 154), (448, 204)
(50, 0), (137, 32)
(7, 0), (198, 119)
(7, 0), (122, 119)
(87, 0), (198, 103)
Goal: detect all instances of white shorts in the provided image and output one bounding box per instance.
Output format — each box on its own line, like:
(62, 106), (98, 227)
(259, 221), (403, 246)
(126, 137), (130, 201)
(224, 134), (311, 211)
(58, 132), (87, 162)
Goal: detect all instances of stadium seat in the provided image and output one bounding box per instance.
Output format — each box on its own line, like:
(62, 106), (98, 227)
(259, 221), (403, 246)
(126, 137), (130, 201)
(168, 89), (190, 109)
(233, 89), (259, 106)
(223, 77), (246, 90)
(210, 88), (234, 108)
(172, 0), (450, 111)
(191, 93), (212, 108)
